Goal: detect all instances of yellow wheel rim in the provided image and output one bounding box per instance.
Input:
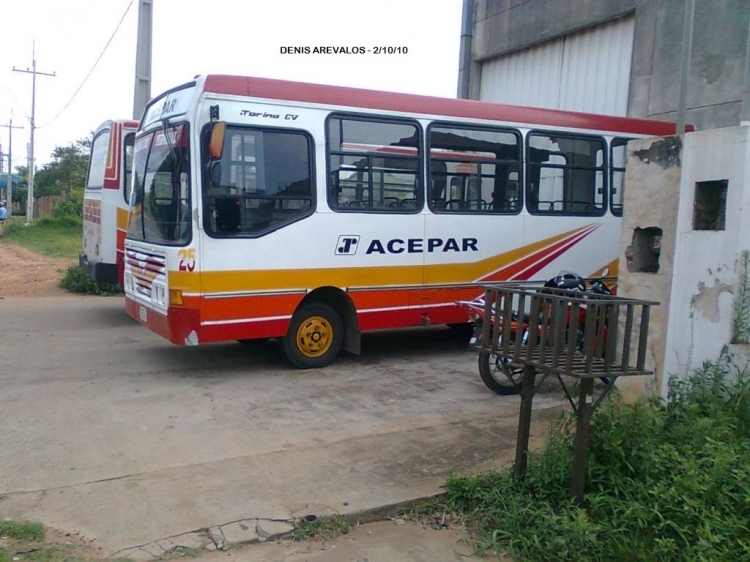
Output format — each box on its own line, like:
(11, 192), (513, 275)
(296, 315), (334, 358)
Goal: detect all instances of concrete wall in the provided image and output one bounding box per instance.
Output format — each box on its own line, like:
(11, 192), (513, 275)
(615, 135), (683, 400)
(616, 127), (750, 400)
(661, 126), (750, 394)
(465, 0), (750, 131)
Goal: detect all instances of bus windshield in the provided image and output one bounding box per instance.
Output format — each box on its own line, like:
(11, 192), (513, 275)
(127, 123), (191, 245)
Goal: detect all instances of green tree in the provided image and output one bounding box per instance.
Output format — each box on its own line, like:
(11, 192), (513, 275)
(12, 164), (28, 212)
(34, 138), (90, 198)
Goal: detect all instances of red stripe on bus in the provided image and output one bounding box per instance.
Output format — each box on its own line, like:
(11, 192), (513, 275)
(203, 75), (688, 136)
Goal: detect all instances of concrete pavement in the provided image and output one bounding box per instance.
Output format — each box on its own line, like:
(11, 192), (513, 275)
(0, 296), (563, 559)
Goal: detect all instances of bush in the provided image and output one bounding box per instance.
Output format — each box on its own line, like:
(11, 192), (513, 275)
(422, 355), (750, 561)
(60, 266), (121, 296)
(53, 189), (83, 219)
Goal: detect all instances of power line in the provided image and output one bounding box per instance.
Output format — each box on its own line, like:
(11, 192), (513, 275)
(38, 0), (135, 128)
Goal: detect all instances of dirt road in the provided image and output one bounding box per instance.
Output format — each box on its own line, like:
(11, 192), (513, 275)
(0, 239), (75, 297)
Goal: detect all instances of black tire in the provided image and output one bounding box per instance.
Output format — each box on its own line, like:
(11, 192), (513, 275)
(447, 322), (475, 341)
(283, 303), (344, 369)
(478, 350), (524, 395)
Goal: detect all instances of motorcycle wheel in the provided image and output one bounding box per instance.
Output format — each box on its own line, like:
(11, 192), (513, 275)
(478, 350), (524, 395)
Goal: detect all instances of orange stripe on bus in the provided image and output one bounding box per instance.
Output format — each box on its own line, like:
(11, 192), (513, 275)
(168, 225), (596, 295)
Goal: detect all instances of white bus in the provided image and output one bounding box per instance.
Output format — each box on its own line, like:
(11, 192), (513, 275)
(80, 119), (138, 286)
(123, 75), (678, 368)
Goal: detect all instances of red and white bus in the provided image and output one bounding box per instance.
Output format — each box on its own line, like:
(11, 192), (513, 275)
(123, 75), (679, 368)
(80, 119), (138, 286)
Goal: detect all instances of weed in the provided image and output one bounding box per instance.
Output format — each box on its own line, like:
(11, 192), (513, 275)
(421, 353), (750, 561)
(293, 515), (351, 541)
(0, 519), (134, 562)
(0, 521), (45, 542)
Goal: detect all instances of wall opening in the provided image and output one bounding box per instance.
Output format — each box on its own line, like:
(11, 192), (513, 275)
(626, 227), (663, 273)
(693, 179), (727, 230)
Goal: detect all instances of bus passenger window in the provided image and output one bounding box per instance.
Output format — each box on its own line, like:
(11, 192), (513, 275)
(203, 126), (314, 237)
(527, 133), (605, 216)
(124, 133), (135, 204)
(428, 124), (521, 214)
(327, 116), (422, 212)
(610, 138), (631, 217)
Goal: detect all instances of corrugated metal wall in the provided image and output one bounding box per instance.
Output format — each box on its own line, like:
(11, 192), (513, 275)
(479, 17), (635, 116)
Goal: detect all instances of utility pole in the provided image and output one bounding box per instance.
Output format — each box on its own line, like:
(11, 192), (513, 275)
(133, 0), (153, 120)
(0, 117), (23, 215)
(676, 0), (695, 135)
(13, 42), (56, 222)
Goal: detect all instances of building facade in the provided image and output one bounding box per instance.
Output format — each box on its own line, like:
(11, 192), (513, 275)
(458, 0), (749, 131)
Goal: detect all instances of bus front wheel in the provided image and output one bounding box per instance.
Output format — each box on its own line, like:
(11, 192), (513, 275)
(283, 303), (344, 369)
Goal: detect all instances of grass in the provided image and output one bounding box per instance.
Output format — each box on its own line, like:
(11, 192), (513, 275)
(414, 350), (750, 561)
(0, 521), (45, 542)
(3, 216), (82, 261)
(293, 515), (351, 541)
(0, 520), (134, 562)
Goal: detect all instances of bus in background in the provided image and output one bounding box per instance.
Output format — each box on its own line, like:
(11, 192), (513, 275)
(80, 119), (138, 286)
(123, 75), (680, 368)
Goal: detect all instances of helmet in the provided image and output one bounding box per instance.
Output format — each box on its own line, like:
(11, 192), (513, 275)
(543, 273), (586, 292)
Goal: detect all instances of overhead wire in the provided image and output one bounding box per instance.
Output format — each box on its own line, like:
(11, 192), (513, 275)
(38, 0), (135, 128)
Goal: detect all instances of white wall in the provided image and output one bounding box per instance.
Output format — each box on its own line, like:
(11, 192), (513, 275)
(661, 126), (750, 395)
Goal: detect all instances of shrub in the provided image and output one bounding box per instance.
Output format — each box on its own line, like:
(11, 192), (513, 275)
(60, 265), (121, 296)
(53, 189), (83, 219)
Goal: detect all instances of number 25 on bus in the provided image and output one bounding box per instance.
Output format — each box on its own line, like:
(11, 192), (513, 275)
(123, 75), (679, 368)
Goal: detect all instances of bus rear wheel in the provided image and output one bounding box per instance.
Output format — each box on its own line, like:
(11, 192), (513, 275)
(283, 303), (343, 369)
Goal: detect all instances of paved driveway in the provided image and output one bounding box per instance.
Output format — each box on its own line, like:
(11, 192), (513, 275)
(0, 296), (564, 559)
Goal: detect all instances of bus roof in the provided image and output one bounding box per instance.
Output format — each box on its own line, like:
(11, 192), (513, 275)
(201, 74), (687, 137)
(94, 119), (140, 135)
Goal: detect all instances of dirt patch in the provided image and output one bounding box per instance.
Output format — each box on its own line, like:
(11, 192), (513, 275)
(0, 240), (75, 297)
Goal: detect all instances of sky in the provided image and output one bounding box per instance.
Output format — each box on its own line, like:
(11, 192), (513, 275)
(0, 0), (464, 170)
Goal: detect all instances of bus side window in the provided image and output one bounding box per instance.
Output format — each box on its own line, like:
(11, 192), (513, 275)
(610, 138), (631, 217)
(428, 124), (521, 214)
(204, 126), (314, 237)
(327, 116), (422, 212)
(124, 133), (135, 204)
(526, 132), (605, 216)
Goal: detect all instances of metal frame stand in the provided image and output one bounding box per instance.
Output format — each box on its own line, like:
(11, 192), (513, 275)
(479, 283), (658, 502)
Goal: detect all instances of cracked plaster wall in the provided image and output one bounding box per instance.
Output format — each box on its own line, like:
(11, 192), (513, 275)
(616, 136), (683, 401)
(661, 126), (750, 397)
(617, 127), (750, 400)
